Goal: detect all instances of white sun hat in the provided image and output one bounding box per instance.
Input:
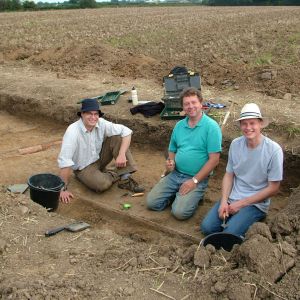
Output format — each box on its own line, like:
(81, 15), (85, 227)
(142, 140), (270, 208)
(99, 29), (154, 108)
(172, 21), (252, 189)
(235, 103), (269, 128)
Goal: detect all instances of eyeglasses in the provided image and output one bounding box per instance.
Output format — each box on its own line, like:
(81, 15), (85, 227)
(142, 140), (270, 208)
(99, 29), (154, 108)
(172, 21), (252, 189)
(83, 112), (99, 117)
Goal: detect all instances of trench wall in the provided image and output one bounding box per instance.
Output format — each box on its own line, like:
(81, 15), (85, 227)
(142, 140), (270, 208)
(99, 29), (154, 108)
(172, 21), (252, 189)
(0, 92), (299, 192)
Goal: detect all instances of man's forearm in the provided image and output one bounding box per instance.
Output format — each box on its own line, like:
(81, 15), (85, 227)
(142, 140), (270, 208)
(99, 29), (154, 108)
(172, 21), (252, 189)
(193, 153), (220, 182)
(168, 152), (175, 160)
(59, 167), (73, 186)
(239, 182), (280, 208)
(221, 172), (234, 204)
(119, 135), (131, 156)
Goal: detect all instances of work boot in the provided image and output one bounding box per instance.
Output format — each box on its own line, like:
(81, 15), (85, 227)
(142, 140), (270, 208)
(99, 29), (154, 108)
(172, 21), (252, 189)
(117, 177), (145, 193)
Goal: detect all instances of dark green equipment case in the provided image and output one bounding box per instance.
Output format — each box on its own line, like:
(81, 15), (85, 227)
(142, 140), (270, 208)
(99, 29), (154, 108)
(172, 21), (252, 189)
(160, 67), (201, 120)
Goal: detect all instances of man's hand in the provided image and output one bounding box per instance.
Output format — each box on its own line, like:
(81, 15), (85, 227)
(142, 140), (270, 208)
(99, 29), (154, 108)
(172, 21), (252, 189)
(165, 158), (175, 173)
(228, 201), (243, 215)
(218, 201), (230, 219)
(179, 179), (196, 196)
(115, 153), (127, 168)
(60, 190), (74, 204)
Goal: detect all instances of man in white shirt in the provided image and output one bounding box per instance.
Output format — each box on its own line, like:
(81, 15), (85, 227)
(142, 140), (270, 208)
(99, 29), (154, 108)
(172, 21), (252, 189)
(58, 98), (144, 203)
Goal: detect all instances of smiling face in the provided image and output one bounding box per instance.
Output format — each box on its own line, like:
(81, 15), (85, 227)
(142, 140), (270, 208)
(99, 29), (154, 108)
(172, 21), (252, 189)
(81, 111), (99, 131)
(182, 95), (203, 119)
(240, 118), (263, 142)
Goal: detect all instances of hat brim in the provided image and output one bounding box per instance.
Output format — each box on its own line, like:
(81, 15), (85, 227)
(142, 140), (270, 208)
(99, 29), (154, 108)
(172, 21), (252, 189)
(77, 110), (104, 117)
(235, 116), (269, 128)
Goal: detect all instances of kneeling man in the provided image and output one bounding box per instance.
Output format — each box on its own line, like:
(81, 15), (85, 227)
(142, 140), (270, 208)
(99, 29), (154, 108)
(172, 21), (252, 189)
(147, 87), (222, 220)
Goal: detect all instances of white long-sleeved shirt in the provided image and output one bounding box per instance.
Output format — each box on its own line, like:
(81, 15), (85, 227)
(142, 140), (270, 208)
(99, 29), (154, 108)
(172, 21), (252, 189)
(58, 118), (132, 171)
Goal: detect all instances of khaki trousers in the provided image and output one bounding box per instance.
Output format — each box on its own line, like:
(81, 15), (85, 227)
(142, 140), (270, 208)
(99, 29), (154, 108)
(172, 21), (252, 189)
(75, 136), (137, 192)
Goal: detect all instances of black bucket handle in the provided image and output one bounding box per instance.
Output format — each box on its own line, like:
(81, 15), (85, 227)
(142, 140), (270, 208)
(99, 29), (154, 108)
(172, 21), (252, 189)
(35, 185), (64, 193)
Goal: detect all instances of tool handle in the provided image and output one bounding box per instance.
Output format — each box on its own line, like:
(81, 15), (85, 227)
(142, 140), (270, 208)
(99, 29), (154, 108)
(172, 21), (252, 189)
(45, 226), (65, 237)
(131, 193), (144, 197)
(221, 101), (235, 132)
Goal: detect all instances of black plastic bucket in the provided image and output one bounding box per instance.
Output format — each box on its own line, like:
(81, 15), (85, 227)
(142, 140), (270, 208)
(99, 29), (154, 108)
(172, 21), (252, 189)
(28, 173), (64, 211)
(201, 232), (243, 252)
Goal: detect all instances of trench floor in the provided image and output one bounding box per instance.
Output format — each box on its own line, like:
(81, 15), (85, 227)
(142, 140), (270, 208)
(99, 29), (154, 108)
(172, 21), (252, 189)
(0, 111), (290, 242)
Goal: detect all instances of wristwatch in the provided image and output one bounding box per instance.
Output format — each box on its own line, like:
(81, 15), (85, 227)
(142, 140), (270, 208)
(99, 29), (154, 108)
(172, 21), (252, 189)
(62, 185), (68, 191)
(192, 177), (199, 184)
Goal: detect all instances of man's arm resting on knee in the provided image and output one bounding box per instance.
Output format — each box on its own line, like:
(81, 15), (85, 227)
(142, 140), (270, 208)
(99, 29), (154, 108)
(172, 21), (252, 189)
(179, 152), (220, 195)
(116, 134), (132, 168)
(59, 167), (74, 203)
(193, 152), (220, 182)
(228, 181), (281, 214)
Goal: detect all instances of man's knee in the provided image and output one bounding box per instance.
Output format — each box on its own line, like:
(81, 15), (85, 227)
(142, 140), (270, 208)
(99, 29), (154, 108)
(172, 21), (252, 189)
(171, 206), (192, 220)
(79, 176), (113, 193)
(93, 180), (113, 193)
(107, 135), (122, 152)
(107, 135), (122, 143)
(146, 191), (159, 210)
(200, 219), (213, 235)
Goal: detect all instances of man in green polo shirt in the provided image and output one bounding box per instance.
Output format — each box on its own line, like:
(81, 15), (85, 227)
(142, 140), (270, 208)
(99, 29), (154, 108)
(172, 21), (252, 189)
(147, 87), (222, 220)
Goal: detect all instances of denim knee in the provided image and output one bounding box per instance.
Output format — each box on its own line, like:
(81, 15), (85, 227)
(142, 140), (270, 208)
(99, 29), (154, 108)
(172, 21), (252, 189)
(200, 219), (213, 235)
(172, 209), (188, 220)
(146, 192), (154, 209)
(171, 205), (193, 220)
(146, 191), (161, 211)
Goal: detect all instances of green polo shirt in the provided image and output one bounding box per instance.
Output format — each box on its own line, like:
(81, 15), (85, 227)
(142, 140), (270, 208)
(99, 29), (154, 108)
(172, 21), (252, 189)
(168, 114), (222, 176)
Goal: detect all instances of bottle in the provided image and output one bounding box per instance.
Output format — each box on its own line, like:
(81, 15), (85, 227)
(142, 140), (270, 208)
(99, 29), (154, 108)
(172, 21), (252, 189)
(131, 86), (138, 106)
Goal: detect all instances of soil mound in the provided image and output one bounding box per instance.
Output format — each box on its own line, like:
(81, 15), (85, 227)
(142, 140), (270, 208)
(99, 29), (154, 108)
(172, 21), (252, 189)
(6, 42), (298, 98)
(24, 43), (167, 81)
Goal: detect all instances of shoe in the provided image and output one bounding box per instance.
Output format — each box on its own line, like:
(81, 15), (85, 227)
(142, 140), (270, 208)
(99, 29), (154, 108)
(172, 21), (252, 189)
(118, 177), (145, 193)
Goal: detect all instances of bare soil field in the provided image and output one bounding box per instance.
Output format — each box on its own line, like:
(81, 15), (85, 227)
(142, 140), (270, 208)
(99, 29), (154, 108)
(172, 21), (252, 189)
(0, 6), (299, 300)
(1, 6), (300, 98)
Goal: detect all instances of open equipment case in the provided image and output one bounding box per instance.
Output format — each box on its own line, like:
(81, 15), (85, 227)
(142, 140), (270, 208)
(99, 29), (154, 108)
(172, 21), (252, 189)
(160, 67), (202, 120)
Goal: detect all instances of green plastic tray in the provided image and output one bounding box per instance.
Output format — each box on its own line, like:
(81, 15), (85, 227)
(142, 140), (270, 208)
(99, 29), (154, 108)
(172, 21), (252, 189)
(100, 91), (122, 105)
(77, 90), (127, 105)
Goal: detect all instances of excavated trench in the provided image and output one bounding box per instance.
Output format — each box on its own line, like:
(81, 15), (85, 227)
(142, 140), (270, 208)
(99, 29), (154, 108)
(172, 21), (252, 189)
(0, 93), (299, 245)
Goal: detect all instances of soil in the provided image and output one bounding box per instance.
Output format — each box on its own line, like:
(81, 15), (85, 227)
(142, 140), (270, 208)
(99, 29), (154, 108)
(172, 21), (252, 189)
(0, 6), (300, 300)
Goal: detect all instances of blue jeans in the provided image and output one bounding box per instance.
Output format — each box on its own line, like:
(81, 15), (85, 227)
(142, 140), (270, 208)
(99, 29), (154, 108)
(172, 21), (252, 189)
(147, 170), (208, 220)
(201, 200), (266, 237)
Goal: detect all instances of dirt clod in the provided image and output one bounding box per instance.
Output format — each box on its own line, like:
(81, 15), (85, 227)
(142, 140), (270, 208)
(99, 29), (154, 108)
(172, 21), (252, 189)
(181, 244), (198, 264)
(246, 222), (273, 241)
(269, 213), (293, 236)
(214, 281), (227, 294)
(194, 247), (210, 268)
(280, 241), (297, 257)
(233, 234), (296, 283)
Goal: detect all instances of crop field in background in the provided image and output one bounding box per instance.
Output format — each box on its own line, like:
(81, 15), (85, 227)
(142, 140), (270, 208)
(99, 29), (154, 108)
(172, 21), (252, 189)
(0, 6), (300, 96)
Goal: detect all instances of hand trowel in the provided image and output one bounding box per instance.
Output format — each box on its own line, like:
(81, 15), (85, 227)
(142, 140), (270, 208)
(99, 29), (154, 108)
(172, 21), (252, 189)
(45, 221), (90, 237)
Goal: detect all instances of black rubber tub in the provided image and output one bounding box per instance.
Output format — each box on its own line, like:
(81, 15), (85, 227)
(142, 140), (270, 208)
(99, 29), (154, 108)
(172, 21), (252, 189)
(28, 173), (64, 211)
(201, 232), (243, 252)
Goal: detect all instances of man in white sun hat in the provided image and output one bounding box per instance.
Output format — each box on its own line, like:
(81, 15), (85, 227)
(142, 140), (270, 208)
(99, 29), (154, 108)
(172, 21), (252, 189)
(201, 103), (283, 237)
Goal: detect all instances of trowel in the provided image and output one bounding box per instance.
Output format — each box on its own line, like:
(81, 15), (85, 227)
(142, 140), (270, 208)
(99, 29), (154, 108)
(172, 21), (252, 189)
(45, 221), (90, 237)
(221, 213), (228, 229)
